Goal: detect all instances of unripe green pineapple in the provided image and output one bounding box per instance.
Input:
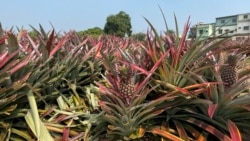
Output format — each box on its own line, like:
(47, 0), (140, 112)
(220, 55), (238, 86)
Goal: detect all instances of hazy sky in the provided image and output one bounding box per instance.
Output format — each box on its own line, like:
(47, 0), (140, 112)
(1, 0), (250, 33)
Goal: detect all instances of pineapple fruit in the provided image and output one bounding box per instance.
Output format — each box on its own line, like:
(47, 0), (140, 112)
(220, 54), (238, 86)
(118, 66), (135, 105)
(120, 76), (135, 105)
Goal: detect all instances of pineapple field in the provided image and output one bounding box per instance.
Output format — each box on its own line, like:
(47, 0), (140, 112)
(1, 16), (250, 141)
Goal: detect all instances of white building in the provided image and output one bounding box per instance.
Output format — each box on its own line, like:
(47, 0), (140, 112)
(215, 15), (238, 38)
(193, 13), (250, 40)
(237, 13), (250, 35)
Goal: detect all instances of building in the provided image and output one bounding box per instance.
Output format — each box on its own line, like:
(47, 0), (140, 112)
(236, 13), (250, 38)
(215, 15), (238, 37)
(196, 22), (215, 40)
(191, 12), (250, 40)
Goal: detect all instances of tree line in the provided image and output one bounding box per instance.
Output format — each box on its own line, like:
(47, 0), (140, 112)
(78, 11), (146, 41)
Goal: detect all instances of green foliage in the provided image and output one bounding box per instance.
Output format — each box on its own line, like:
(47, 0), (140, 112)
(28, 29), (38, 39)
(77, 27), (103, 37)
(104, 11), (132, 37)
(130, 32), (146, 41)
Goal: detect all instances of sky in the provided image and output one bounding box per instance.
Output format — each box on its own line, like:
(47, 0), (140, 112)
(1, 0), (250, 34)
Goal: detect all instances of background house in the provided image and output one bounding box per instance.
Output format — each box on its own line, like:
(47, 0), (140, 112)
(215, 15), (237, 37)
(196, 22), (215, 40)
(189, 12), (250, 40)
(236, 13), (250, 39)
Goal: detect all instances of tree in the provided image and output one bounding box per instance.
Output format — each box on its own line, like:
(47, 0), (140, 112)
(104, 11), (132, 37)
(130, 32), (146, 41)
(77, 27), (103, 37)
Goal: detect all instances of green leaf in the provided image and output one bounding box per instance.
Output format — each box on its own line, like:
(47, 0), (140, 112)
(26, 90), (41, 139)
(25, 111), (54, 141)
(11, 128), (34, 141)
(7, 33), (19, 53)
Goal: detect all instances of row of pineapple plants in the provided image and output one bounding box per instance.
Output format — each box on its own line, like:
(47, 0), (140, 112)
(1, 13), (250, 141)
(0, 23), (105, 140)
(91, 14), (250, 140)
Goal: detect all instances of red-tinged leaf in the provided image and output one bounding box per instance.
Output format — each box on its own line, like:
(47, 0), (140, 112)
(98, 100), (105, 107)
(150, 127), (184, 141)
(95, 82), (122, 98)
(54, 114), (68, 123)
(0, 35), (7, 44)
(173, 120), (189, 140)
(76, 37), (89, 48)
(94, 41), (103, 58)
(27, 34), (41, 56)
(62, 127), (69, 141)
(175, 87), (190, 95)
(176, 17), (190, 65)
(45, 29), (54, 53)
(70, 132), (84, 141)
(98, 100), (112, 114)
(227, 120), (242, 141)
(128, 63), (150, 75)
(183, 124), (200, 139)
(129, 127), (146, 139)
(18, 72), (30, 83)
(137, 50), (169, 91)
(49, 35), (68, 57)
(191, 89), (206, 95)
(241, 105), (250, 112)
(154, 80), (190, 94)
(184, 82), (219, 89)
(0, 50), (18, 68)
(208, 104), (217, 118)
(197, 132), (208, 141)
(9, 58), (29, 75)
(0, 51), (8, 61)
(186, 118), (232, 141)
(40, 106), (57, 118)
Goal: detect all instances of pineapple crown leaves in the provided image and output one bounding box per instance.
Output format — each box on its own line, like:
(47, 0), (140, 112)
(28, 25), (70, 61)
(98, 48), (141, 104)
(98, 87), (165, 139)
(143, 15), (225, 91)
(96, 50), (171, 138)
(226, 54), (238, 65)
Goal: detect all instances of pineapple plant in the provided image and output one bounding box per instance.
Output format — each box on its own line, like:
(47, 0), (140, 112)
(140, 11), (250, 140)
(0, 24), (104, 140)
(220, 54), (238, 86)
(94, 39), (191, 140)
(1, 10), (250, 141)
